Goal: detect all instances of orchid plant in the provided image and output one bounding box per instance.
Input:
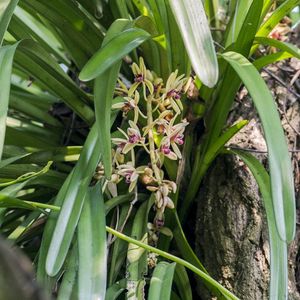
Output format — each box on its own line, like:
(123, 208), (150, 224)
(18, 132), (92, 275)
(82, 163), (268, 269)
(0, 1), (299, 299)
(108, 57), (189, 231)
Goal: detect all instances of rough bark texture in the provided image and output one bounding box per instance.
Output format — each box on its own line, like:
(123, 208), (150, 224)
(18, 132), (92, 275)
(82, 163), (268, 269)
(195, 155), (270, 300)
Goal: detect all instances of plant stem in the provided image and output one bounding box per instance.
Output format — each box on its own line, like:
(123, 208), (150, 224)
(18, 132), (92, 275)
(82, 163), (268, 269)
(147, 96), (161, 184)
(106, 226), (240, 300)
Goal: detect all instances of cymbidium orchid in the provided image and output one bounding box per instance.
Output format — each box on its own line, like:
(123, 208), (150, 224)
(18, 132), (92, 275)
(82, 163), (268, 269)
(117, 162), (139, 192)
(128, 57), (154, 99)
(112, 91), (146, 124)
(112, 120), (145, 154)
(107, 57), (190, 232)
(161, 70), (188, 113)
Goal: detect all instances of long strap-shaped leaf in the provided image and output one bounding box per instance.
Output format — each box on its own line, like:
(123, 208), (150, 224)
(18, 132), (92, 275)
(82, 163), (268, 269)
(14, 40), (94, 124)
(148, 262), (176, 300)
(0, 43), (18, 160)
(127, 199), (152, 299)
(0, 39), (94, 150)
(221, 51), (295, 243)
(46, 125), (101, 276)
(0, 0), (19, 158)
(0, 0), (19, 46)
(228, 149), (288, 300)
(78, 183), (107, 300)
(79, 27), (150, 81)
(37, 171), (73, 294)
(169, 0), (218, 87)
(57, 243), (78, 300)
(253, 36), (300, 59)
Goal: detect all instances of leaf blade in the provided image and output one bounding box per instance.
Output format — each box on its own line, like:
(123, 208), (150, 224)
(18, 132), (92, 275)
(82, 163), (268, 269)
(0, 0), (19, 46)
(148, 262), (176, 300)
(221, 51), (296, 242)
(228, 149), (288, 299)
(45, 126), (101, 276)
(79, 28), (150, 81)
(0, 43), (19, 160)
(169, 0), (218, 87)
(78, 183), (107, 300)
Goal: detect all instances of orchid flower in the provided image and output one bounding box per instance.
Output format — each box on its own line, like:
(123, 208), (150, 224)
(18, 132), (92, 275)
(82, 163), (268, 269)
(111, 120), (145, 154)
(112, 91), (146, 123)
(161, 70), (188, 113)
(129, 57), (154, 99)
(117, 161), (139, 192)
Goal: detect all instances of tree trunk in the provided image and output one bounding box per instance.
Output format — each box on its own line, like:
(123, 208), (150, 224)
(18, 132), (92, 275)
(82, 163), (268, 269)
(195, 155), (269, 299)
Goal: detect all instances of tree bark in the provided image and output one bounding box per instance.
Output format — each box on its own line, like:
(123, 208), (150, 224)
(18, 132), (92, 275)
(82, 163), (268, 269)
(195, 155), (270, 299)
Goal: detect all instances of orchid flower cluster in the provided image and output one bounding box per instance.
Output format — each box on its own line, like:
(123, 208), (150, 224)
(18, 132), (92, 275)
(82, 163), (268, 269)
(109, 58), (190, 229)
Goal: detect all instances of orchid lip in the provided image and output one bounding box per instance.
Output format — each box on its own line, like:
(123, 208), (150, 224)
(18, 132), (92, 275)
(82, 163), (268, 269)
(135, 74), (144, 82)
(128, 134), (140, 144)
(175, 135), (184, 145)
(125, 174), (131, 183)
(161, 145), (171, 154)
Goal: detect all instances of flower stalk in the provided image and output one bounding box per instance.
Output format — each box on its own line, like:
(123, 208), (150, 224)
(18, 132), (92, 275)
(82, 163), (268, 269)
(146, 95), (162, 184)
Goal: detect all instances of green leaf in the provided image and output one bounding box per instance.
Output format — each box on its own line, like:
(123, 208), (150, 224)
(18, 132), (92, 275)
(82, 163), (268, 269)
(108, 204), (132, 286)
(9, 6), (69, 65)
(221, 51), (295, 242)
(0, 193), (59, 211)
(57, 244), (78, 300)
(147, 1), (171, 79)
(228, 0), (263, 56)
(253, 51), (293, 70)
(77, 183), (107, 300)
(173, 212), (206, 272)
(0, 43), (18, 160)
(37, 171), (73, 293)
(0, 160), (53, 187)
(14, 39), (94, 124)
(0, 0), (19, 46)
(79, 28), (150, 81)
(252, 0), (300, 54)
(19, 0), (104, 68)
(224, 0), (254, 48)
(169, 0), (218, 87)
(16, 147), (82, 164)
(228, 149), (288, 300)
(105, 279), (126, 300)
(126, 199), (153, 299)
(173, 265), (192, 300)
(161, 1), (189, 76)
(8, 210), (41, 241)
(148, 262), (176, 300)
(94, 68), (120, 179)
(258, 0), (300, 37)
(105, 194), (135, 215)
(0, 36), (92, 136)
(9, 92), (63, 128)
(253, 36), (300, 59)
(203, 120), (248, 168)
(46, 125), (101, 276)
